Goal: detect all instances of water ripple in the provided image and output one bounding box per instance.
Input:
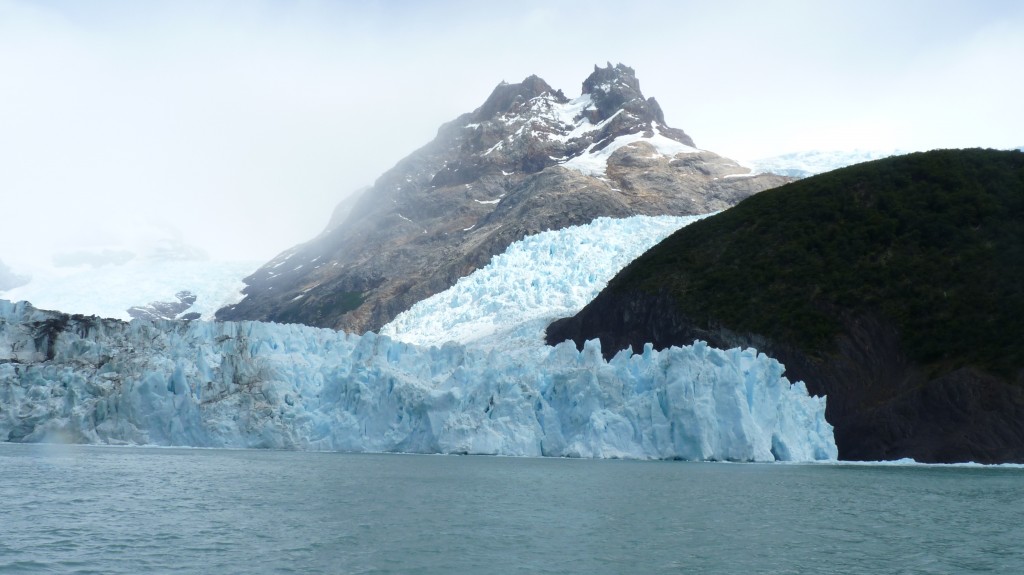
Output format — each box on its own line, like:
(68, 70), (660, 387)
(1, 445), (1022, 574)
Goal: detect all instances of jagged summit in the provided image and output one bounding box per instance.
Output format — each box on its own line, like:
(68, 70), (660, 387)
(216, 64), (788, 332)
(583, 62), (641, 94)
(474, 75), (565, 122)
(427, 63), (698, 184)
(582, 63), (647, 119)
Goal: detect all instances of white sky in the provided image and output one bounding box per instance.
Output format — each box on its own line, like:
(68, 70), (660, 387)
(2, 0), (1022, 268)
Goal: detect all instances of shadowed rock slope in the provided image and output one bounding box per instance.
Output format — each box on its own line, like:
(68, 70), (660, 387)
(547, 149), (1024, 463)
(217, 63), (788, 332)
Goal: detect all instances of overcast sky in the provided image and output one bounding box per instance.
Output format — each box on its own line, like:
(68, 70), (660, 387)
(2, 0), (1022, 267)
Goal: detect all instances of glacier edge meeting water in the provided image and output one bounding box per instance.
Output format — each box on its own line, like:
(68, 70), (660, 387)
(0, 216), (837, 461)
(0, 299), (836, 461)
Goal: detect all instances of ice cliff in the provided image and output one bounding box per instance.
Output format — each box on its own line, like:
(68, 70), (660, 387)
(0, 298), (835, 461)
(0, 215), (838, 461)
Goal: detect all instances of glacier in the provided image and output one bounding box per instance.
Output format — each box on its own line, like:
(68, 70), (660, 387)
(380, 215), (710, 352)
(0, 300), (835, 460)
(747, 149), (903, 179)
(0, 215), (838, 461)
(1, 258), (257, 322)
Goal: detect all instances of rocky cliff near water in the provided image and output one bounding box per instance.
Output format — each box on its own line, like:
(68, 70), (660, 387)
(547, 149), (1024, 464)
(216, 63), (789, 333)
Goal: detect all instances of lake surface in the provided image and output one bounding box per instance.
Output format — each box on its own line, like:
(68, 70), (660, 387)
(1, 444), (1022, 574)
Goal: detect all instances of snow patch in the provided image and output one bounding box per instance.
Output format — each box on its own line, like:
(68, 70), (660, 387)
(562, 123), (699, 177)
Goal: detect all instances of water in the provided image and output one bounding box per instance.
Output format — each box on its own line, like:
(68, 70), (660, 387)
(1, 444), (1021, 574)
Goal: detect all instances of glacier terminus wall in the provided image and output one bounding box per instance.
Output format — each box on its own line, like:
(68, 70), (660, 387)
(0, 300), (836, 461)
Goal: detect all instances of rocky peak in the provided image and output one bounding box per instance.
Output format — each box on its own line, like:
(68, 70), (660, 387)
(581, 63), (645, 120)
(582, 62), (642, 95)
(431, 63), (696, 183)
(575, 63), (678, 148)
(474, 75), (566, 122)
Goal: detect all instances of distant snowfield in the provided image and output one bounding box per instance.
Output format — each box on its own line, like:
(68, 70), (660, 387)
(1, 259), (258, 321)
(747, 149), (903, 178)
(381, 214), (710, 354)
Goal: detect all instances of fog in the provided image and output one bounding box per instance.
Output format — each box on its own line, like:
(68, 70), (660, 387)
(2, 0), (1022, 270)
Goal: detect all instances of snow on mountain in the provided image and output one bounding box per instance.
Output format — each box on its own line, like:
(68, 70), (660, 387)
(218, 63), (787, 334)
(0, 299), (837, 461)
(1, 259), (258, 321)
(561, 122), (700, 177)
(380, 214), (709, 353)
(479, 88), (700, 178)
(749, 150), (902, 178)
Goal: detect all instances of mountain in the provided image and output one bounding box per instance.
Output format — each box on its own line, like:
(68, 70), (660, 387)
(547, 149), (1024, 464)
(0, 225), (836, 460)
(216, 63), (789, 333)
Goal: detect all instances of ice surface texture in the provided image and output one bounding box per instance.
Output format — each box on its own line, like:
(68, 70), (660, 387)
(0, 300), (836, 461)
(381, 215), (709, 352)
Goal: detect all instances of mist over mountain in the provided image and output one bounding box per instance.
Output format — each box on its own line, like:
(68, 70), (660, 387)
(217, 63), (789, 332)
(0, 260), (30, 292)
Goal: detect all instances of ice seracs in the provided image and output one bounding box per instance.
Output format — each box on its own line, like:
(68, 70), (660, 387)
(0, 299), (837, 461)
(0, 215), (838, 461)
(380, 215), (710, 353)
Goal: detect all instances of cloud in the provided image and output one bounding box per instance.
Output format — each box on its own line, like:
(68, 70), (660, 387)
(1, 0), (1021, 269)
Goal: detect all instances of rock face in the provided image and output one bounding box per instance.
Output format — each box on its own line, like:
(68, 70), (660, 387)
(216, 63), (789, 332)
(127, 291), (198, 322)
(547, 149), (1024, 463)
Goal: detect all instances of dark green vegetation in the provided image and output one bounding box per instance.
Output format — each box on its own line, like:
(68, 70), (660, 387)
(619, 148), (1022, 376)
(549, 149), (1024, 462)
